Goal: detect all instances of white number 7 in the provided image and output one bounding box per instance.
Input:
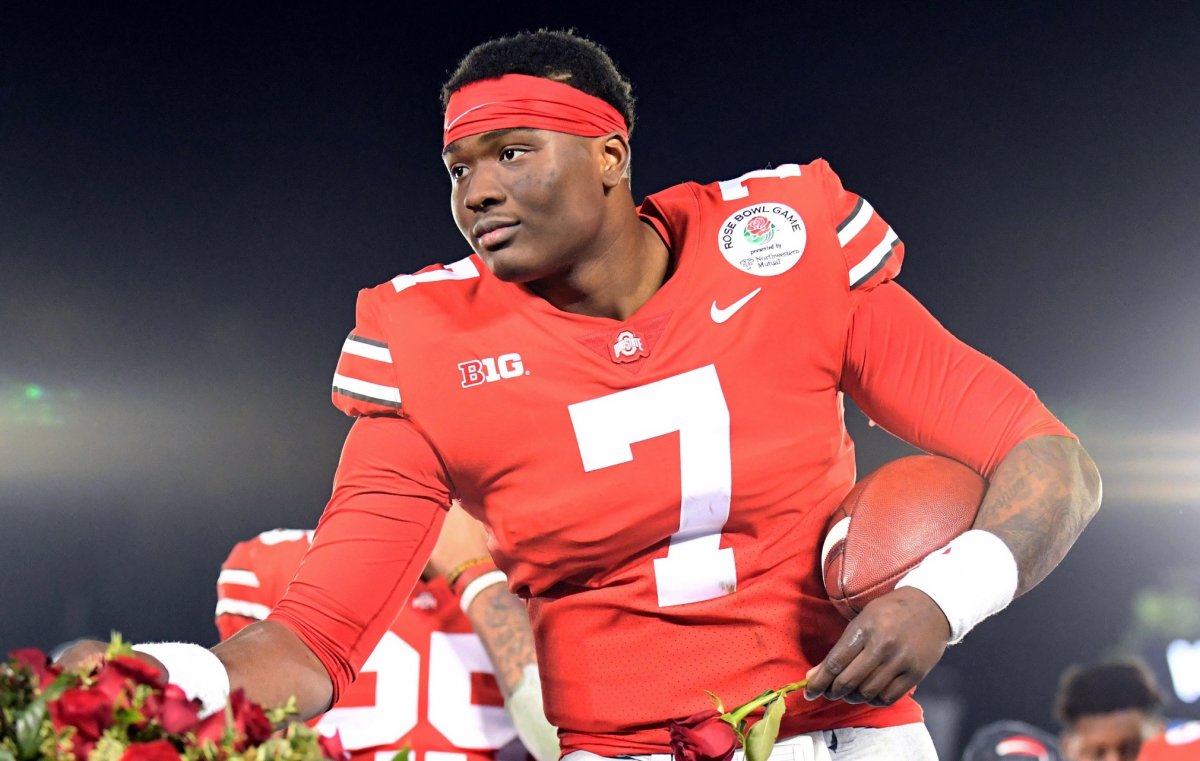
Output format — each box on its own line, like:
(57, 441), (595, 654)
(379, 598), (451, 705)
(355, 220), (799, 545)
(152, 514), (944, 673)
(568, 365), (736, 607)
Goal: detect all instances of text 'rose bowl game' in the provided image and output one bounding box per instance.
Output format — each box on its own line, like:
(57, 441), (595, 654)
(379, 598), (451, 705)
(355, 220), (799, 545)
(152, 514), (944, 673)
(821, 455), (987, 619)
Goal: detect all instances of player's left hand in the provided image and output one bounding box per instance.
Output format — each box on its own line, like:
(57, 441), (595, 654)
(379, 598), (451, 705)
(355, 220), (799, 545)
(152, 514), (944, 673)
(803, 586), (950, 707)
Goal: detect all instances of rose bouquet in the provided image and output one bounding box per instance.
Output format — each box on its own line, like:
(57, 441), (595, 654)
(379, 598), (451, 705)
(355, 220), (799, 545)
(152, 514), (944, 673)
(667, 680), (808, 761)
(0, 635), (344, 761)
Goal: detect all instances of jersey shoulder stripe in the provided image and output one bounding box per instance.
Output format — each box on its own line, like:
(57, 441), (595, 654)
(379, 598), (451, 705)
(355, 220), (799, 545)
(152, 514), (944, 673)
(848, 228), (901, 289)
(215, 598), (271, 621)
(217, 530), (312, 613)
(332, 257), (482, 418)
(332, 286), (404, 416)
(216, 568), (260, 588)
(810, 158), (905, 290)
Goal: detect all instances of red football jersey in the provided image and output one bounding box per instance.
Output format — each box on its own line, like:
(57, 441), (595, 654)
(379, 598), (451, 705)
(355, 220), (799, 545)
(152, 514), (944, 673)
(271, 160), (1072, 754)
(218, 529), (519, 761)
(1139, 722), (1200, 760)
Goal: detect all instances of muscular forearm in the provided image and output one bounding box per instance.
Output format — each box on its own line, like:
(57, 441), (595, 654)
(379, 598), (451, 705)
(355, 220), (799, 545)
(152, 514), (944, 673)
(465, 584), (559, 761)
(972, 434), (1102, 595)
(213, 620), (334, 719)
(464, 583), (537, 697)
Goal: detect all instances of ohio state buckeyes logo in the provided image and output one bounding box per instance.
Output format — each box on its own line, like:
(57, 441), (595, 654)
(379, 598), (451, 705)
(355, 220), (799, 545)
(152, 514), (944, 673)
(718, 203), (806, 276)
(611, 329), (648, 363)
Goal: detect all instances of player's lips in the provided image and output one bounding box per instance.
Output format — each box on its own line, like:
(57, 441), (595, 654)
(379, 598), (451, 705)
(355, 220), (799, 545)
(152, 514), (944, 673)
(472, 218), (519, 250)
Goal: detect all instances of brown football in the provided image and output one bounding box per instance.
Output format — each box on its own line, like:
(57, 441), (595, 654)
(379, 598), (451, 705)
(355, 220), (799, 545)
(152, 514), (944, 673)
(821, 454), (986, 620)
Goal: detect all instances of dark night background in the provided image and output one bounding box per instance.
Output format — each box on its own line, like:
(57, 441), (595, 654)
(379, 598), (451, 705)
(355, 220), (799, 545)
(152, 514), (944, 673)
(3, 2), (1199, 755)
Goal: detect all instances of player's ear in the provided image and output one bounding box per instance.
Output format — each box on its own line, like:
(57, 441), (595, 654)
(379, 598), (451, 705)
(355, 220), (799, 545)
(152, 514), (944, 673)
(598, 133), (630, 188)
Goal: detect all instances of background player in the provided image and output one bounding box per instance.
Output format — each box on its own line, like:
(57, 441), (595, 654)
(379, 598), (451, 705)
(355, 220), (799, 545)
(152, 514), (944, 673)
(1054, 660), (1200, 761)
(216, 506), (558, 761)
(59, 29), (1102, 759)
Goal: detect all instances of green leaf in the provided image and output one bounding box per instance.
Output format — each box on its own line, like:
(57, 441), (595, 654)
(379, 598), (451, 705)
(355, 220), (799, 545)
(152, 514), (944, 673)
(104, 633), (134, 661)
(390, 746), (412, 761)
(742, 696), (787, 761)
(704, 690), (726, 714)
(13, 700), (46, 760)
(0, 747), (17, 761)
(265, 694), (299, 725)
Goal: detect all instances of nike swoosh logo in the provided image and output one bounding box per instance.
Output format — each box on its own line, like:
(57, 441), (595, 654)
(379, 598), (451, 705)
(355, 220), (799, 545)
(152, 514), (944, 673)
(710, 288), (762, 323)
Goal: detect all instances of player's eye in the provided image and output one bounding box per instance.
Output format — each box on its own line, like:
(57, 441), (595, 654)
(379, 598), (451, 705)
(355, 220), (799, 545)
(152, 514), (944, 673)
(500, 147), (529, 162)
(448, 164), (468, 180)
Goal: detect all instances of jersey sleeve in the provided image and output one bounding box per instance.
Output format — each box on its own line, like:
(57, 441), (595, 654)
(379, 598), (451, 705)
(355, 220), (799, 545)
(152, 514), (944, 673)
(267, 414), (452, 703)
(332, 288), (404, 417)
(215, 530), (312, 641)
(841, 281), (1075, 479)
(812, 158), (905, 291)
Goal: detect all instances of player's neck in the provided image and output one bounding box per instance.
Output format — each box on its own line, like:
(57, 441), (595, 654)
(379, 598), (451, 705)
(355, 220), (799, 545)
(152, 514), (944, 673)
(528, 202), (670, 321)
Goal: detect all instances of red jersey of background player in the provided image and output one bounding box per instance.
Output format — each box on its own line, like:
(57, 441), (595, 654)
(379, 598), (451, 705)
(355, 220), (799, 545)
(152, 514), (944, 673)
(1138, 721), (1200, 760)
(218, 529), (522, 761)
(270, 160), (1072, 753)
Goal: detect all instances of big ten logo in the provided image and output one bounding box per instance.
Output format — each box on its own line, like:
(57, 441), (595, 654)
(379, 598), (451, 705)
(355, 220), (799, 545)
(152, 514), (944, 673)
(458, 353), (526, 388)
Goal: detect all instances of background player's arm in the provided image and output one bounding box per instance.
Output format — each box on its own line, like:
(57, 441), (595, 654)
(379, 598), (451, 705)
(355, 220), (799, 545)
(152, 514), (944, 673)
(428, 504), (560, 761)
(426, 503), (534, 696)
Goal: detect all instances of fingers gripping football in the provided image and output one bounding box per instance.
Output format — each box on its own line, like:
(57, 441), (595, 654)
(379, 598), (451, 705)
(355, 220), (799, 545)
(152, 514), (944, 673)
(804, 587), (950, 706)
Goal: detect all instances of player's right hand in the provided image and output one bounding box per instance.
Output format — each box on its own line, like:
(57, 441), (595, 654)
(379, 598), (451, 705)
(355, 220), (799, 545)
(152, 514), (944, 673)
(803, 586), (950, 707)
(54, 639), (166, 676)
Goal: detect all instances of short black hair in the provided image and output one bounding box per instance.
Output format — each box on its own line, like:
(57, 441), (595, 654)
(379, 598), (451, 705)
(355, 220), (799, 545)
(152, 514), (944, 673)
(1054, 660), (1167, 727)
(440, 29), (636, 136)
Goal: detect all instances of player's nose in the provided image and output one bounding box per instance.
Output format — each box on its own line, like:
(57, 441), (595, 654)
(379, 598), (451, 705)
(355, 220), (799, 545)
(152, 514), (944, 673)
(463, 163), (506, 213)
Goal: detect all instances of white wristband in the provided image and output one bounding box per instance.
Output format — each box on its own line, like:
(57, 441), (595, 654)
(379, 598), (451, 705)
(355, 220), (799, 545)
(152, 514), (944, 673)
(894, 529), (1019, 644)
(459, 570), (508, 614)
(507, 664), (560, 761)
(133, 642), (230, 716)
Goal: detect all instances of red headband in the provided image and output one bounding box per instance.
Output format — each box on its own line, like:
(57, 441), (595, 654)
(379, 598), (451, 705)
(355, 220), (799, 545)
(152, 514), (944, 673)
(443, 74), (628, 149)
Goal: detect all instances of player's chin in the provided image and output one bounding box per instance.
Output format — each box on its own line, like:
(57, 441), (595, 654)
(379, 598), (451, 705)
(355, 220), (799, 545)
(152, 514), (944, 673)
(479, 245), (551, 284)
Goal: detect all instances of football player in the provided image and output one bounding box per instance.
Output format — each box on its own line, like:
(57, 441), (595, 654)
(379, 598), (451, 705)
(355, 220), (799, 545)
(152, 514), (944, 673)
(60, 29), (1102, 760)
(216, 505), (557, 761)
(1054, 660), (1200, 761)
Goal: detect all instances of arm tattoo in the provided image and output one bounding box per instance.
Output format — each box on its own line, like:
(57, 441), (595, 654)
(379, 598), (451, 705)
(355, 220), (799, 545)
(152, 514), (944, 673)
(465, 584), (537, 697)
(974, 435), (1102, 596)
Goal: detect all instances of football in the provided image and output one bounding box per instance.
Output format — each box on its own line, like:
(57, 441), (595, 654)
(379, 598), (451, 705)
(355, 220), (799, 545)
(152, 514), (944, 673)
(821, 454), (986, 619)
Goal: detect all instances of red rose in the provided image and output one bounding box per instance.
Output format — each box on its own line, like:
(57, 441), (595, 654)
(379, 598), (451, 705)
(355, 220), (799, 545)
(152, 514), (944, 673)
(229, 689), (273, 746)
(67, 738), (97, 761)
(119, 739), (181, 761)
(195, 690), (274, 750)
(668, 710), (738, 761)
(10, 648), (57, 686)
(155, 684), (201, 735)
(49, 687), (114, 741)
(108, 655), (166, 688)
(318, 730), (347, 760)
(193, 711), (229, 747)
(746, 216), (771, 237)
(92, 663), (133, 706)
